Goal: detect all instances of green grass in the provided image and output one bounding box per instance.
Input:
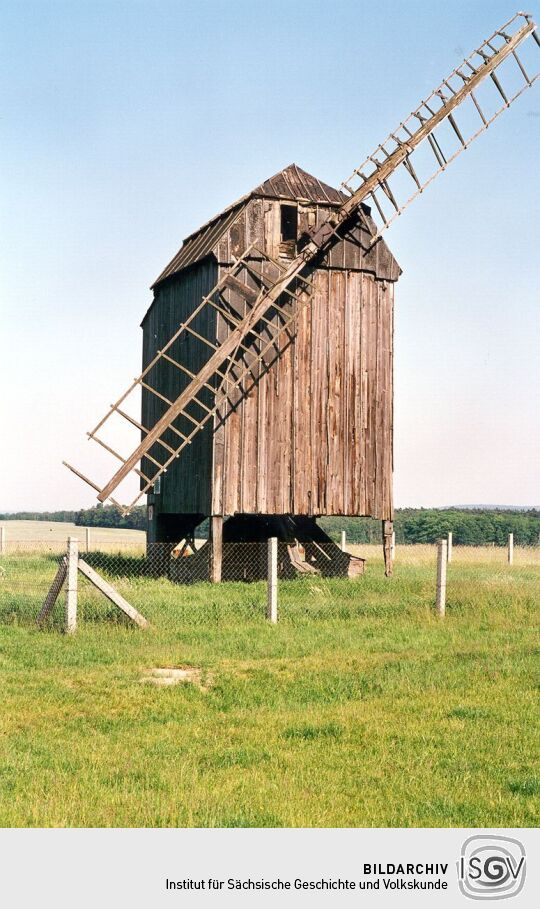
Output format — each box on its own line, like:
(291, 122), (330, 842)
(0, 548), (538, 827)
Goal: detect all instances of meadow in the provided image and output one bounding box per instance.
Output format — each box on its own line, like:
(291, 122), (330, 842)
(0, 537), (538, 828)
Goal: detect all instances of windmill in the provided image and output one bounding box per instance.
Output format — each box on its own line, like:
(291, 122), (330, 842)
(64, 12), (540, 581)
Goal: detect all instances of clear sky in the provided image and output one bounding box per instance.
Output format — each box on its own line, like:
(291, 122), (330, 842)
(1, 0), (539, 512)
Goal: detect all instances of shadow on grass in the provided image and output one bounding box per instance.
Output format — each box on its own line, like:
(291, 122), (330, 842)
(83, 552), (148, 578)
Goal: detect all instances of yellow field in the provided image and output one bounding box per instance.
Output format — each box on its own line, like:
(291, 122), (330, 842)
(349, 542), (540, 567)
(1, 520), (146, 548)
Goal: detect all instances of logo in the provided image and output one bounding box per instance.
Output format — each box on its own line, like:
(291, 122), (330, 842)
(458, 836), (526, 900)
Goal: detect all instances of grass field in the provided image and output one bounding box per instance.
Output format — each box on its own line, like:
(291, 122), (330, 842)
(0, 544), (538, 828)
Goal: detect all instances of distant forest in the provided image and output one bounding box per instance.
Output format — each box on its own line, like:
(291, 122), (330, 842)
(1, 505), (540, 546)
(320, 509), (540, 546)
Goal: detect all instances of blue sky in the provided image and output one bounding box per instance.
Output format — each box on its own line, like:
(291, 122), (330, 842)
(1, 0), (539, 511)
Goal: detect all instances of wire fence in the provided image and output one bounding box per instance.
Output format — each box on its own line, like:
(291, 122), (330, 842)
(0, 532), (538, 631)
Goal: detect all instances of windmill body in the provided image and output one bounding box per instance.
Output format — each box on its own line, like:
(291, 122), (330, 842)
(142, 165), (400, 577)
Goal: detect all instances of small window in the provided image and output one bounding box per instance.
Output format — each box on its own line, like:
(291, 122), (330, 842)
(280, 204), (298, 242)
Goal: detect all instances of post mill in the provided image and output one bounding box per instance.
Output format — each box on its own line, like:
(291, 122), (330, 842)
(65, 12), (540, 581)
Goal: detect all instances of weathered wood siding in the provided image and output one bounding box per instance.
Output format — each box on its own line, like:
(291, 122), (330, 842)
(213, 266), (394, 519)
(215, 198), (400, 282)
(141, 261), (217, 514)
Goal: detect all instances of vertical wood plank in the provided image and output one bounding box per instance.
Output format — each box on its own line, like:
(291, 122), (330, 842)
(210, 516), (223, 583)
(382, 520), (393, 577)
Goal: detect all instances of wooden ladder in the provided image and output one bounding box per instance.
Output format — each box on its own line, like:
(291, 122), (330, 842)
(64, 245), (314, 511)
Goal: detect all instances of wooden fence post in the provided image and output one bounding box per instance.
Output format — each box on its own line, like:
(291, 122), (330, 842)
(340, 530), (346, 552)
(85, 527), (91, 553)
(382, 520), (394, 577)
(391, 531), (396, 562)
(267, 537), (278, 623)
(508, 532), (514, 565)
(436, 539), (447, 617)
(0, 526), (4, 556)
(66, 537), (78, 634)
(210, 516), (223, 583)
(447, 531), (453, 563)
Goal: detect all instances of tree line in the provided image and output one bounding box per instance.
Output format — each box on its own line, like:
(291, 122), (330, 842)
(320, 509), (540, 546)
(1, 506), (539, 546)
(0, 505), (146, 531)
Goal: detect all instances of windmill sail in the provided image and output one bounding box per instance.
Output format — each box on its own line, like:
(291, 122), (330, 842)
(64, 11), (540, 512)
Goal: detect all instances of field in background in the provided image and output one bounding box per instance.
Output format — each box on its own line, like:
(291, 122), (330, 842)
(0, 521), (146, 553)
(2, 520), (146, 546)
(0, 541), (538, 828)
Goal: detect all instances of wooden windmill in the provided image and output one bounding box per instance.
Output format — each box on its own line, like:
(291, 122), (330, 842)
(65, 12), (540, 581)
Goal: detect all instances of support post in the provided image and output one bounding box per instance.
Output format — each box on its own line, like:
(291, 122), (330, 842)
(391, 531), (396, 562)
(447, 531), (453, 563)
(436, 539), (447, 617)
(85, 527), (91, 553)
(210, 515), (223, 583)
(0, 526), (4, 555)
(267, 537), (278, 623)
(382, 520), (393, 577)
(340, 530), (346, 552)
(66, 537), (78, 634)
(508, 532), (514, 565)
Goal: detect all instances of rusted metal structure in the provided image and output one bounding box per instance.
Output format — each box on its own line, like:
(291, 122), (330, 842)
(64, 12), (540, 580)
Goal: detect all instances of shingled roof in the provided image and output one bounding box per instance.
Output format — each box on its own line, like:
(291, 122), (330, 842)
(152, 164), (349, 287)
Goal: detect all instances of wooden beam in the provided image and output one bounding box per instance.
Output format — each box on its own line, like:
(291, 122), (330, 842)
(210, 516), (223, 583)
(77, 559), (149, 628)
(222, 273), (260, 305)
(382, 520), (393, 577)
(37, 557), (67, 627)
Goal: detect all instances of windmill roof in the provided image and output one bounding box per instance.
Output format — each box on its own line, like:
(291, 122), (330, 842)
(152, 164), (349, 287)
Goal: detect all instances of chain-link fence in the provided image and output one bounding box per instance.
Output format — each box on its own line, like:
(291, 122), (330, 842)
(0, 531), (538, 631)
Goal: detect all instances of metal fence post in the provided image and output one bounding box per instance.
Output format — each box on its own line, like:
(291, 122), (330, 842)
(447, 531), (453, 563)
(267, 537), (278, 623)
(0, 526), (4, 555)
(508, 532), (514, 565)
(436, 539), (447, 617)
(340, 530), (346, 552)
(85, 527), (91, 554)
(66, 537), (79, 634)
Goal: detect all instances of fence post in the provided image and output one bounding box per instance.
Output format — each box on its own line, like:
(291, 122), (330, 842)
(382, 520), (393, 577)
(391, 531), (396, 562)
(66, 537), (78, 634)
(436, 539), (447, 617)
(85, 527), (91, 554)
(210, 516), (223, 583)
(508, 533), (514, 565)
(340, 530), (346, 552)
(447, 531), (453, 563)
(267, 537), (278, 623)
(0, 526), (4, 555)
